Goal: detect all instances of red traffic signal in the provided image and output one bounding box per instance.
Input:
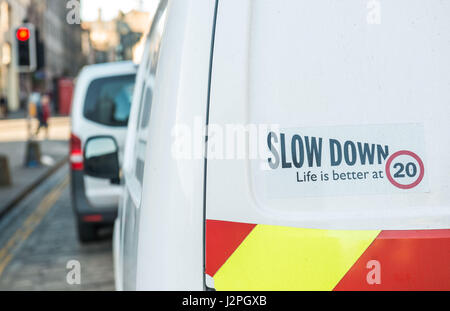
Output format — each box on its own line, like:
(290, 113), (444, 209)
(16, 27), (30, 41)
(15, 24), (37, 72)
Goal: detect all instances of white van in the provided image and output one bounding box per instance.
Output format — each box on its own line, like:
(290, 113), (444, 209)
(70, 61), (136, 242)
(84, 0), (450, 290)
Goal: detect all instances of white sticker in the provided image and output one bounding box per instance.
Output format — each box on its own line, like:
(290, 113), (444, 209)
(261, 123), (428, 198)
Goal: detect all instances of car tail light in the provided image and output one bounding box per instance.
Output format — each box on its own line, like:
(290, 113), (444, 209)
(82, 214), (103, 223)
(70, 133), (84, 171)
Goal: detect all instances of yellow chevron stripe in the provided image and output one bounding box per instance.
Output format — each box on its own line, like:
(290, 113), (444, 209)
(214, 224), (380, 291)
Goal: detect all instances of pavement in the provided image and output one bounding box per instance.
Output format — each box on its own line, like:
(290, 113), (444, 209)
(0, 117), (71, 217)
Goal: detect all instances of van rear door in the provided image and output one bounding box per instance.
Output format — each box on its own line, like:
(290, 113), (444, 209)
(82, 73), (135, 208)
(205, 0), (450, 290)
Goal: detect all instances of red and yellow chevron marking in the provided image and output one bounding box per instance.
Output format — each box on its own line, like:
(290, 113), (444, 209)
(205, 220), (450, 291)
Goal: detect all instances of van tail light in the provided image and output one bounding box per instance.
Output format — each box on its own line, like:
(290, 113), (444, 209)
(70, 133), (84, 171)
(82, 214), (103, 223)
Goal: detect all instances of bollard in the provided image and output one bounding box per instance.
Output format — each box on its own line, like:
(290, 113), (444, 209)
(24, 140), (41, 168)
(0, 155), (12, 187)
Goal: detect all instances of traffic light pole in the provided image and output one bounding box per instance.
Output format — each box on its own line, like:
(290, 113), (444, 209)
(14, 23), (42, 167)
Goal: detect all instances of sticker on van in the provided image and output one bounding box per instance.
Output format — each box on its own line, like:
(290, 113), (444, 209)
(263, 123), (428, 198)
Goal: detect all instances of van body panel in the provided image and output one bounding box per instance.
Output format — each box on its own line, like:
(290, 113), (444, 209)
(117, 0), (217, 290)
(116, 0), (450, 291)
(205, 0), (450, 290)
(206, 0), (450, 229)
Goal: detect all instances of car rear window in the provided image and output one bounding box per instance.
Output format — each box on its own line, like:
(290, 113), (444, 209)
(83, 74), (136, 127)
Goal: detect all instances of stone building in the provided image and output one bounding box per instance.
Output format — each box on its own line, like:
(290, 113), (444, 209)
(28, 0), (83, 96)
(82, 9), (151, 64)
(0, 0), (30, 112)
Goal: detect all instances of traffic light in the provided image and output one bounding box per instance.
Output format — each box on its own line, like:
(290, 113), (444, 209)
(15, 23), (37, 72)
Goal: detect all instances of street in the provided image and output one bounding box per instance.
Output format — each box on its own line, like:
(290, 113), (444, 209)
(0, 0), (149, 292)
(0, 164), (115, 291)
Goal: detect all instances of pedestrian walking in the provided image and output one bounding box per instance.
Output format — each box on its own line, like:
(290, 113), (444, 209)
(35, 94), (51, 139)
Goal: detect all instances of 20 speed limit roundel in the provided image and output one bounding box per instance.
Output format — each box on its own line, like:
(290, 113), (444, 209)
(385, 150), (425, 190)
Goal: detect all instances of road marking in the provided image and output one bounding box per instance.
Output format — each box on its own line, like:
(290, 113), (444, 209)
(0, 175), (69, 278)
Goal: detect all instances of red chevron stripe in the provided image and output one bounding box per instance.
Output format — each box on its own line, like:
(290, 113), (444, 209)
(205, 220), (256, 277)
(334, 229), (450, 291)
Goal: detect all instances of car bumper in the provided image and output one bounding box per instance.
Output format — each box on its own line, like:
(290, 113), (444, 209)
(71, 170), (118, 224)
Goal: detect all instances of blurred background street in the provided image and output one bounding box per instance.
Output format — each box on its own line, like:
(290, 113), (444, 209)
(0, 164), (114, 291)
(0, 117), (69, 216)
(0, 0), (154, 290)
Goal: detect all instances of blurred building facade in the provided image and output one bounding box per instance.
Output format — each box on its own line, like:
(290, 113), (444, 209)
(0, 0), (30, 112)
(27, 0), (83, 107)
(82, 9), (151, 64)
(0, 0), (84, 113)
(0, 1), (150, 113)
